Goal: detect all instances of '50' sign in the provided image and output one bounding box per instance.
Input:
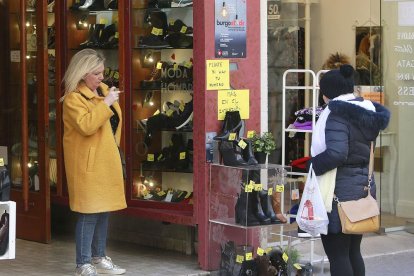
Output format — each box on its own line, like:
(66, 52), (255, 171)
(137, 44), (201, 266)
(268, 1), (281, 20)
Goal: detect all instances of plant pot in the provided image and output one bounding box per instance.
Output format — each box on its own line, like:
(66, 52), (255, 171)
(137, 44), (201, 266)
(254, 152), (268, 164)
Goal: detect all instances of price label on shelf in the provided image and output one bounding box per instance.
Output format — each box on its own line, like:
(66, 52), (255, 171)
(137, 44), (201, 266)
(268, 187), (273, 195)
(153, 109), (160, 115)
(179, 152), (186, 160)
(166, 109), (174, 117)
(276, 185), (284, 192)
(254, 184), (263, 191)
(257, 247), (265, 256)
(245, 184), (254, 193)
(157, 191), (166, 197)
(291, 188), (300, 200)
(247, 130), (255, 138)
(236, 255), (244, 263)
(245, 252), (253, 261)
(238, 139), (247, 149)
(157, 154), (163, 161)
(169, 18), (175, 25)
(282, 252), (289, 263)
(99, 18), (107, 25)
(265, 247), (272, 254)
(294, 263), (302, 270)
(156, 62), (163, 69)
(147, 154), (155, 162)
(0, 158), (4, 166)
(174, 63), (179, 70)
(151, 27), (163, 36)
(179, 101), (185, 112)
(183, 61), (192, 68)
(228, 133), (237, 141)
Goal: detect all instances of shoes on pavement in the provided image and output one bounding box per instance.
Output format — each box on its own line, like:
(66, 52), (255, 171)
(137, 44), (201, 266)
(92, 256), (126, 275)
(75, 264), (97, 276)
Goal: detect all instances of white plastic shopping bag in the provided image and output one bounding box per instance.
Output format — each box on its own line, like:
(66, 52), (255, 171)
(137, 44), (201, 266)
(296, 164), (329, 236)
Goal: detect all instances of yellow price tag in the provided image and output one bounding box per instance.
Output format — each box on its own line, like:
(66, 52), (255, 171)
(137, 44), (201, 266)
(179, 102), (185, 112)
(238, 139), (247, 149)
(142, 190), (149, 196)
(265, 247), (273, 254)
(157, 154), (163, 161)
(294, 263), (302, 270)
(173, 63), (179, 70)
(268, 187), (273, 195)
(254, 184), (263, 191)
(0, 158), (4, 166)
(169, 18), (175, 25)
(245, 252), (253, 261)
(236, 255), (244, 263)
(228, 133), (237, 141)
(245, 184), (254, 193)
(153, 109), (160, 115)
(282, 252), (289, 263)
(157, 191), (166, 196)
(257, 247), (265, 256)
(179, 152), (186, 160)
(249, 180), (255, 185)
(184, 61), (193, 68)
(180, 26), (188, 33)
(156, 62), (163, 69)
(113, 71), (119, 80)
(166, 109), (174, 117)
(99, 18), (107, 25)
(115, 32), (119, 38)
(147, 154), (155, 162)
(276, 185), (284, 192)
(247, 130), (256, 138)
(151, 27), (163, 36)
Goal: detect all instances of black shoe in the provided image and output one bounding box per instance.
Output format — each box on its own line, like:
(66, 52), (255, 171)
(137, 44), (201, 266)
(0, 211), (9, 256)
(235, 191), (260, 226)
(168, 19), (193, 34)
(138, 35), (170, 48)
(214, 111), (242, 141)
(241, 139), (258, 165)
(220, 141), (248, 167)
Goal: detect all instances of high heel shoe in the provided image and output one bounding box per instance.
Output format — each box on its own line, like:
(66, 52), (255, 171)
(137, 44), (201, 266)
(220, 141), (247, 166)
(214, 111), (242, 141)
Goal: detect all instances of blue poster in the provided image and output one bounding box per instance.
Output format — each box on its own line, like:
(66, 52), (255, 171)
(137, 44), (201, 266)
(215, 0), (247, 58)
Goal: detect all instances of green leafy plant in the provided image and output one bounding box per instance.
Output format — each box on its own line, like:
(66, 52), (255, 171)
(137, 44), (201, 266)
(251, 131), (276, 155)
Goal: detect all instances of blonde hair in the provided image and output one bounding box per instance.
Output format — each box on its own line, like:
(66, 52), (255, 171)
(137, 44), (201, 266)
(60, 49), (105, 102)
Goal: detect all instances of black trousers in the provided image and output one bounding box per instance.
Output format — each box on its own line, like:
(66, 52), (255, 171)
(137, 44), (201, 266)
(321, 232), (365, 276)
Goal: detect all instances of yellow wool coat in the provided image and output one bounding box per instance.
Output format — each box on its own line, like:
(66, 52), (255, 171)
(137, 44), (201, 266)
(62, 83), (127, 213)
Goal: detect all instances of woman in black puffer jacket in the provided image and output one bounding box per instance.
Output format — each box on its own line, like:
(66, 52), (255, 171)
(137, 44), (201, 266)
(311, 65), (390, 276)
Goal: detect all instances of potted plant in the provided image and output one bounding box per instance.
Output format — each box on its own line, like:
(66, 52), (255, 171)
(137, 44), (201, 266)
(251, 131), (276, 164)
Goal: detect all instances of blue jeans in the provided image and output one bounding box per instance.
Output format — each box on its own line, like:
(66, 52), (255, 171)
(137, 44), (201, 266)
(75, 212), (109, 266)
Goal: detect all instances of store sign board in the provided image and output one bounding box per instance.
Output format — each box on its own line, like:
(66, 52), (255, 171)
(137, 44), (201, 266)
(206, 60), (230, 90)
(214, 0), (247, 58)
(218, 89), (249, 120)
(267, 0), (281, 20)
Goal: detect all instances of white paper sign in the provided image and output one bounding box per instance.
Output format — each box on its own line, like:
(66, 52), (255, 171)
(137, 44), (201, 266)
(10, 51), (20, 63)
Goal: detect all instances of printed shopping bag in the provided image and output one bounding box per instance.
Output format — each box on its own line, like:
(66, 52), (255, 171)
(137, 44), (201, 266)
(296, 164), (329, 237)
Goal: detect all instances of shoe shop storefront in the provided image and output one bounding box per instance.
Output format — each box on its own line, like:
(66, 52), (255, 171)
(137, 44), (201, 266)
(0, 0), (413, 272)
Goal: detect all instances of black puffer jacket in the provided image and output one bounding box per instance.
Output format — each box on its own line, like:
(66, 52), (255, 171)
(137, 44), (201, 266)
(311, 98), (390, 233)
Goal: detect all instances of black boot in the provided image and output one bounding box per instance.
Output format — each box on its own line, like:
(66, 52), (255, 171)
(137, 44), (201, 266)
(98, 24), (117, 48)
(242, 139), (258, 165)
(235, 191), (260, 226)
(251, 191), (271, 225)
(139, 9), (169, 48)
(259, 190), (281, 224)
(214, 111), (242, 141)
(220, 141), (248, 166)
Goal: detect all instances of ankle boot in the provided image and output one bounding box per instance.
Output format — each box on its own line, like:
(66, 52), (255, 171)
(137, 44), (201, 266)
(271, 190), (287, 223)
(242, 139), (258, 165)
(214, 111), (242, 141)
(220, 141), (248, 166)
(235, 191), (260, 226)
(251, 191), (271, 225)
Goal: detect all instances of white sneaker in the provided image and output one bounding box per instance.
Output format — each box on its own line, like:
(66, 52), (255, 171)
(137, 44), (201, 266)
(75, 264), (97, 276)
(92, 256), (126, 275)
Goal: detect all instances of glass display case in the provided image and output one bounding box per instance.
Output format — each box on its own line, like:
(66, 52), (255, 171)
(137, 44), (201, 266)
(208, 163), (323, 274)
(128, 1), (194, 219)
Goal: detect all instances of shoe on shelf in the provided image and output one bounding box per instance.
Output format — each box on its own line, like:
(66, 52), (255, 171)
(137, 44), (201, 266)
(92, 256), (126, 275)
(171, 0), (193, 7)
(166, 33), (193, 48)
(138, 35), (170, 49)
(75, 264), (98, 276)
(168, 19), (193, 34)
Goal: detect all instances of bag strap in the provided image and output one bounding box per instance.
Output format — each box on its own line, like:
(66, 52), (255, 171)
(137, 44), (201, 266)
(368, 141), (374, 188)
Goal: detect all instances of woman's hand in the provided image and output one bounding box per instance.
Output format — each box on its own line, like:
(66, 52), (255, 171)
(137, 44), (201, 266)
(104, 86), (121, 106)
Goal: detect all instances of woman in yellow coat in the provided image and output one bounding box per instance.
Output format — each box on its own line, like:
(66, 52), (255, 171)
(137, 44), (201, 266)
(61, 49), (126, 276)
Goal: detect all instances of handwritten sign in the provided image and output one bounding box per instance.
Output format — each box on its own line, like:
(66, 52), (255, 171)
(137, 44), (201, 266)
(218, 89), (249, 119)
(206, 60), (230, 90)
